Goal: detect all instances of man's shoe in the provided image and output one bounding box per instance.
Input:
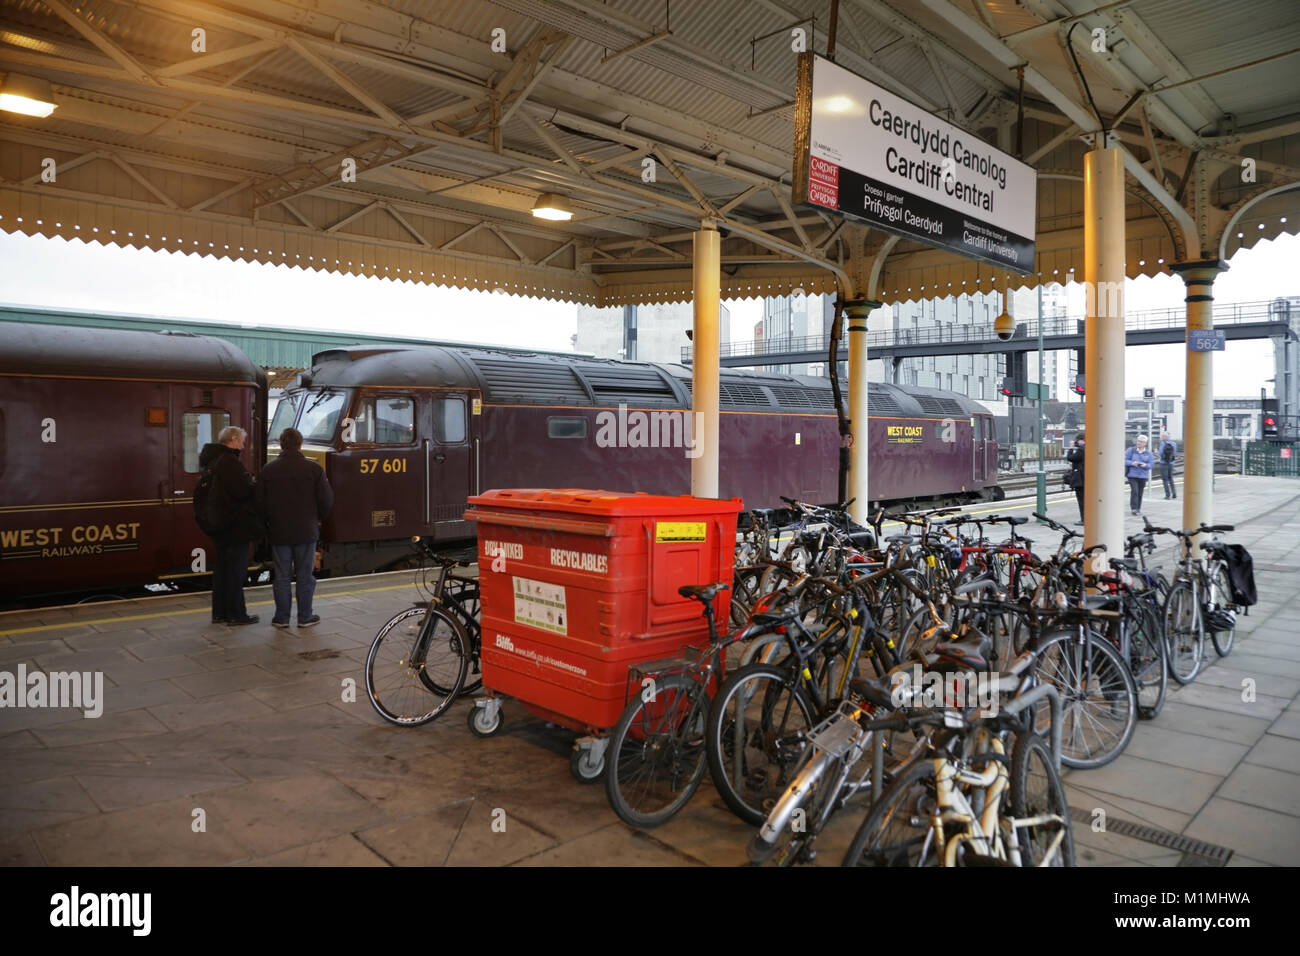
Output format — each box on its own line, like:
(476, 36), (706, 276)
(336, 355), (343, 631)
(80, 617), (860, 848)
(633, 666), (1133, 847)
(211, 616), (227, 625)
(272, 619), (290, 629)
(227, 615), (259, 626)
(1074, 520), (1084, 526)
(298, 615), (321, 628)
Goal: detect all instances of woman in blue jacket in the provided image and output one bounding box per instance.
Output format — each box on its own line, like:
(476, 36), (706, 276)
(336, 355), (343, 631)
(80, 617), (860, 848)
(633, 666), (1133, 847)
(1125, 434), (1155, 515)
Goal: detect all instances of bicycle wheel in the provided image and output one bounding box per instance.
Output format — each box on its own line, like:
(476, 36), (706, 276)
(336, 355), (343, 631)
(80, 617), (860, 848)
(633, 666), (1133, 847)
(1163, 580), (1204, 684)
(1127, 601), (1167, 719)
(705, 663), (818, 826)
(841, 760), (942, 867)
(1206, 563), (1237, 657)
(365, 606), (468, 726)
(1032, 628), (1137, 770)
(605, 675), (708, 829)
(1010, 733), (1075, 867)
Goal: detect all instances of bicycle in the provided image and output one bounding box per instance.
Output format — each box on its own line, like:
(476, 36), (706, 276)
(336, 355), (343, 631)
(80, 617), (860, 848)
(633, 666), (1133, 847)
(603, 582), (737, 828)
(364, 545), (478, 727)
(841, 695), (1073, 867)
(1145, 521), (1236, 683)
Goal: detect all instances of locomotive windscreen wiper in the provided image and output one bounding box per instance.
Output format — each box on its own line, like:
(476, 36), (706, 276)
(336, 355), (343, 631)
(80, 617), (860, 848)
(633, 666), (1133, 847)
(304, 388), (337, 413)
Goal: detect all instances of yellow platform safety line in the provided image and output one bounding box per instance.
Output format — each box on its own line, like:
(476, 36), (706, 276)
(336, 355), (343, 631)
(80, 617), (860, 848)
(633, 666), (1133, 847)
(0, 581), (417, 637)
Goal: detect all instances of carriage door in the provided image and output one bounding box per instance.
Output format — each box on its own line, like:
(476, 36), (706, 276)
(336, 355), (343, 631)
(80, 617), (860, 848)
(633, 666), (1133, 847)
(427, 393), (473, 541)
(170, 391), (231, 576)
(972, 416), (987, 483)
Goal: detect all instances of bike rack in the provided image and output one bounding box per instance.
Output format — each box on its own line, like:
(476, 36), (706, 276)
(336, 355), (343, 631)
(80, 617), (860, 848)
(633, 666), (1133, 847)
(1000, 683), (1063, 768)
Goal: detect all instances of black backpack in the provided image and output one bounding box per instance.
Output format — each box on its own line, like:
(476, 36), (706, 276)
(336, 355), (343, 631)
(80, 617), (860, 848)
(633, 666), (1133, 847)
(193, 462), (231, 537)
(1221, 544), (1257, 607)
(1161, 442), (1175, 463)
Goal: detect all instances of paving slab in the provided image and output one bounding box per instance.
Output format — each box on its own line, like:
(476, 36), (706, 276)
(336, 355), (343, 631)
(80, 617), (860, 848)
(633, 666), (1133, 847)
(243, 833), (389, 866)
(1215, 763), (1300, 818)
(1184, 798), (1300, 868)
(1122, 724), (1251, 776)
(1243, 733), (1300, 774)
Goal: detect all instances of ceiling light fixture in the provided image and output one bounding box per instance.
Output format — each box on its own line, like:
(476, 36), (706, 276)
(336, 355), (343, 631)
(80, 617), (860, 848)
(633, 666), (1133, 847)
(0, 72), (56, 117)
(531, 192), (573, 221)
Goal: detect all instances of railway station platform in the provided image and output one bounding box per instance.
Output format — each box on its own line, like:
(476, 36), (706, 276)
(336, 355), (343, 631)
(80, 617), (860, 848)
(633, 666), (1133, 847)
(1, 476), (1297, 868)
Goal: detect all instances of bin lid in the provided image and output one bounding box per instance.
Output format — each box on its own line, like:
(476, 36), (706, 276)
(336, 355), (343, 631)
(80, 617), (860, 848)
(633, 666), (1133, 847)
(467, 488), (743, 517)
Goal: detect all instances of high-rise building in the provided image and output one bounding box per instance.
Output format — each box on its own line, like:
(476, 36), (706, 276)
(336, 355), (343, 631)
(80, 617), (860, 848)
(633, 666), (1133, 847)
(575, 301), (730, 363)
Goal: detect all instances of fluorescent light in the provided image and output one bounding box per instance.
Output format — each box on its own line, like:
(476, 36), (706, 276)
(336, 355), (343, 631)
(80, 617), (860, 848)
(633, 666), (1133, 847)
(826, 95), (855, 113)
(531, 192), (572, 221)
(0, 73), (56, 117)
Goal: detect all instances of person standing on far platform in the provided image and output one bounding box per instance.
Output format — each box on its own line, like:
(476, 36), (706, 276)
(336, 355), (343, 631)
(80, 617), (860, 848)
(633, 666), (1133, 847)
(199, 426), (262, 626)
(257, 427), (334, 630)
(1064, 431), (1086, 525)
(1126, 434), (1155, 515)
(1157, 431), (1177, 499)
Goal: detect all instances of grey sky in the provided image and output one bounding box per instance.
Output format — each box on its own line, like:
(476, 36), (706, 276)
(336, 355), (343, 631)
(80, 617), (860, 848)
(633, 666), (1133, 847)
(0, 229), (1292, 399)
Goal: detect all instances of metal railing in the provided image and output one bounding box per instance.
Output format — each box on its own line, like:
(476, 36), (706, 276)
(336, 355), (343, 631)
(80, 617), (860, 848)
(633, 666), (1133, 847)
(682, 299), (1290, 362)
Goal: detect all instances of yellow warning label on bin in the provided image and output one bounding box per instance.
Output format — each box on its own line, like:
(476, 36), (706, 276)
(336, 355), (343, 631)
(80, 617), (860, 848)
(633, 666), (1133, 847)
(655, 521), (707, 542)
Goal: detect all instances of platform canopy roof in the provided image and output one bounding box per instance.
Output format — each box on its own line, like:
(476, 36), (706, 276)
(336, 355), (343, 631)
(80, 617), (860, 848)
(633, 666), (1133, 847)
(0, 0), (1297, 306)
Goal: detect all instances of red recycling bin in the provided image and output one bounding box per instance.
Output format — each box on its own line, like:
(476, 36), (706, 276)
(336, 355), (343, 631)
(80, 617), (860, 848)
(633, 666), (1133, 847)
(464, 488), (742, 732)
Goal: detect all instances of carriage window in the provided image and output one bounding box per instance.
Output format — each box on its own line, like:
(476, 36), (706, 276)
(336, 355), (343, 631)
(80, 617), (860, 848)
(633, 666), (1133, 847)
(547, 417), (587, 439)
(298, 390), (347, 443)
(182, 411), (231, 473)
(433, 397), (466, 444)
(352, 396), (415, 444)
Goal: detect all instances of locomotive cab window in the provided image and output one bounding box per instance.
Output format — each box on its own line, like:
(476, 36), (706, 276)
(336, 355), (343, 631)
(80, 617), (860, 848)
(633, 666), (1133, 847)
(268, 391), (299, 438)
(433, 397), (466, 444)
(182, 410), (231, 473)
(352, 395), (415, 444)
(547, 416), (587, 439)
(297, 389), (348, 444)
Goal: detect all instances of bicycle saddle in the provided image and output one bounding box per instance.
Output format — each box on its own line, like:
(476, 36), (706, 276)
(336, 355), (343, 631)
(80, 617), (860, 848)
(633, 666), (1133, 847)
(846, 530), (876, 549)
(885, 533), (914, 545)
(933, 632), (992, 671)
(849, 674), (898, 710)
(1001, 516), (1029, 526)
(678, 582), (729, 602)
(1110, 557), (1140, 571)
(752, 604), (802, 626)
(1081, 593), (1119, 609)
(1198, 540), (1224, 553)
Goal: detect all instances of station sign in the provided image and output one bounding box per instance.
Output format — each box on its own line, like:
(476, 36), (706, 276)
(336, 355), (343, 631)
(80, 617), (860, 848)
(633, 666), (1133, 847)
(793, 54), (1037, 274)
(1187, 329), (1226, 351)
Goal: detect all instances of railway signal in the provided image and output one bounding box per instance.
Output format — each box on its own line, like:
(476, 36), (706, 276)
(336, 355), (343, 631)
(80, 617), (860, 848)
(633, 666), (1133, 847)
(1262, 397), (1280, 439)
(1071, 374), (1085, 396)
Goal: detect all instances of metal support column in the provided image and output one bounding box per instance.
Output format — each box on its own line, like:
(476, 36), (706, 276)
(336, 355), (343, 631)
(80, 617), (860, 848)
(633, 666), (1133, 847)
(1083, 146), (1126, 561)
(845, 298), (879, 525)
(691, 225), (721, 499)
(1170, 259), (1228, 537)
(1036, 284), (1047, 518)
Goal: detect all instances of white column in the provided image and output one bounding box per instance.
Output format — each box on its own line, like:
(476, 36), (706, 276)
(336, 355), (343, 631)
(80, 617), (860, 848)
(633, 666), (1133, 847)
(845, 298), (878, 524)
(690, 225), (721, 498)
(1170, 259), (1228, 536)
(1083, 146), (1126, 562)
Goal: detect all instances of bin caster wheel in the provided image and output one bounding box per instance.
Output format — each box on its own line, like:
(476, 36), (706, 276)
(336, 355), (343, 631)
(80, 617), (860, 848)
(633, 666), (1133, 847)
(467, 702), (504, 738)
(569, 747), (605, 784)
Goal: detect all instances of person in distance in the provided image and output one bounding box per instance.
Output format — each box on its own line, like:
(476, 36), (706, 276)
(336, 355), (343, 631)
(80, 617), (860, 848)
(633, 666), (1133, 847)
(1125, 433), (1155, 515)
(1064, 430), (1085, 525)
(199, 426), (262, 626)
(1157, 431), (1177, 499)
(257, 427), (334, 630)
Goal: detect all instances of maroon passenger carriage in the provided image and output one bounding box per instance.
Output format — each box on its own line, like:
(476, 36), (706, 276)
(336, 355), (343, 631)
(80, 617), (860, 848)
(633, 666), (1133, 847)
(267, 345), (1000, 576)
(0, 323), (266, 600)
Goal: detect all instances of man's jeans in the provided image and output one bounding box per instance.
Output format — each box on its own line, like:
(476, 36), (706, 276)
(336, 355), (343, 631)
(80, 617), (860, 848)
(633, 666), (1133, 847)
(1159, 462), (1176, 497)
(272, 541), (317, 624)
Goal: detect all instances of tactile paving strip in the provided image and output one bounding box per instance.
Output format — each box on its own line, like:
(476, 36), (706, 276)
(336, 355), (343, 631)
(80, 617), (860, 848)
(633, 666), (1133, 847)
(1069, 807), (1233, 866)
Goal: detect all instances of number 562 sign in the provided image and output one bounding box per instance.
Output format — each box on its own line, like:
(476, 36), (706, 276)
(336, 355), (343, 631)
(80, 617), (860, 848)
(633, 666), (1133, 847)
(360, 457), (408, 475)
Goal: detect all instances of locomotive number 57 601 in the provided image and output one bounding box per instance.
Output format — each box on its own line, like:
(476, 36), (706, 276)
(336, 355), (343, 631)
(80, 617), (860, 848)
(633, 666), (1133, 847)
(358, 458), (408, 475)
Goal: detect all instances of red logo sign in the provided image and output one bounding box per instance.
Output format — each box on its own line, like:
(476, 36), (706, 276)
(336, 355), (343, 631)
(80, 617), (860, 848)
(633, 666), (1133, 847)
(1282, 448), (1293, 459)
(808, 157), (839, 208)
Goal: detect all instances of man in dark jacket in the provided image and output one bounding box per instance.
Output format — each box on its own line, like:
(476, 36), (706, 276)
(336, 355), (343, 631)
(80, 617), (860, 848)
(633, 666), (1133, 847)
(199, 426), (261, 626)
(1064, 431), (1085, 525)
(257, 427), (334, 629)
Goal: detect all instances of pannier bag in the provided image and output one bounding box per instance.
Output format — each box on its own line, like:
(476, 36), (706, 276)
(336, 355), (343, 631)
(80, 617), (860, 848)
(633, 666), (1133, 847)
(1221, 543), (1257, 607)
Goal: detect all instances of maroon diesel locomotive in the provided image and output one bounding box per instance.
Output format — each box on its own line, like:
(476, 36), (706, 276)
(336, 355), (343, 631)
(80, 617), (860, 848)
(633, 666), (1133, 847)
(268, 345), (999, 576)
(0, 323), (266, 600)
